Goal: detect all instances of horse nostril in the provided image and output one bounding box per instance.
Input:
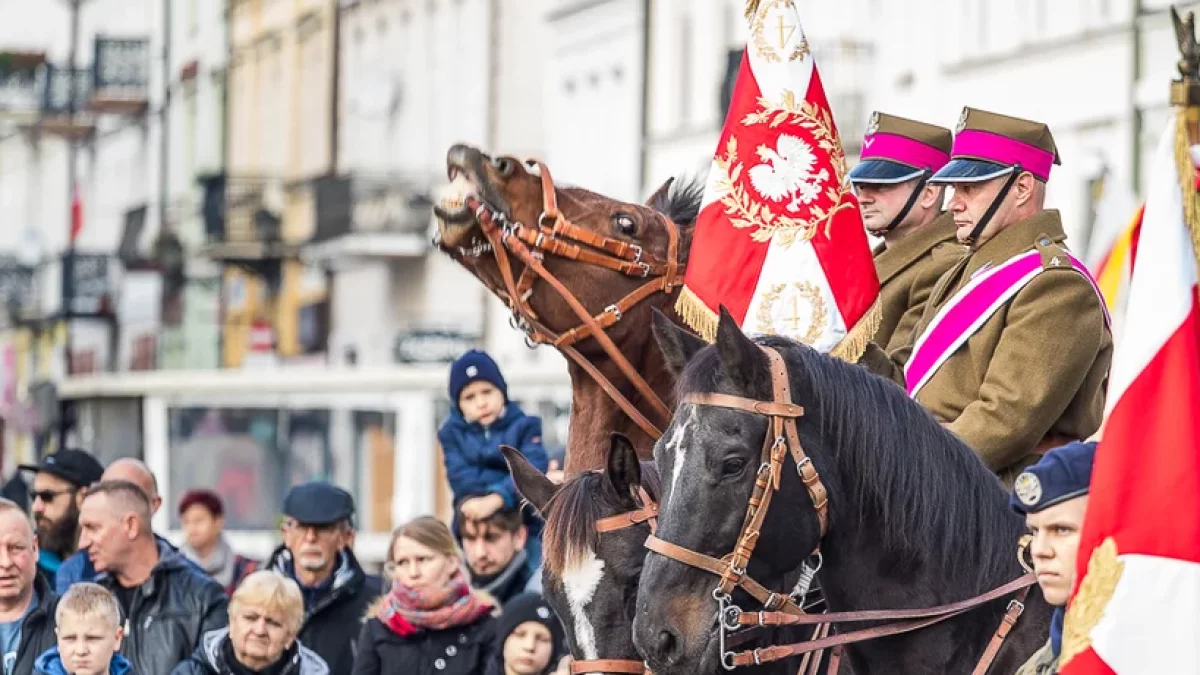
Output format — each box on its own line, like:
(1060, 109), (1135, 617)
(656, 629), (679, 662)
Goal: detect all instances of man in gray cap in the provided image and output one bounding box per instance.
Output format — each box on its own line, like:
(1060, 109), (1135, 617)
(265, 481), (381, 675)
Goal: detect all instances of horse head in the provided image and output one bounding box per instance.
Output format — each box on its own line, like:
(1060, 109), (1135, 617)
(633, 309), (830, 675)
(504, 434), (661, 673)
(434, 144), (701, 355)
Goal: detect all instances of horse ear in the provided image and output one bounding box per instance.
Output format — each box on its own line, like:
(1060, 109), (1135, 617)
(605, 433), (642, 505)
(645, 177), (675, 208)
(653, 308), (707, 375)
(715, 306), (767, 393)
(502, 445), (557, 514)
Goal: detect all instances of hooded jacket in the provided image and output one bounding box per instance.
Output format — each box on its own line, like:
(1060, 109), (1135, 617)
(169, 628), (329, 675)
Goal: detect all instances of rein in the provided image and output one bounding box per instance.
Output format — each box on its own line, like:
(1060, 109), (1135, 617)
(467, 161), (683, 441)
(643, 346), (1035, 673)
(571, 486), (658, 675)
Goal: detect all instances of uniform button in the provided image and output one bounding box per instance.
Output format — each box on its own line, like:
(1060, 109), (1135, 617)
(1038, 237), (1050, 246)
(435, 658), (446, 670)
(446, 646), (458, 656)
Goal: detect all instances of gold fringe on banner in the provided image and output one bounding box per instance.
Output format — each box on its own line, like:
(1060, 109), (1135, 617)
(1174, 112), (1200, 267)
(830, 296), (882, 364)
(744, 0), (762, 20)
(674, 286), (720, 343)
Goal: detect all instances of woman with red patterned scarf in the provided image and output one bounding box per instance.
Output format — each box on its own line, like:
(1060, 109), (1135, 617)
(353, 517), (496, 675)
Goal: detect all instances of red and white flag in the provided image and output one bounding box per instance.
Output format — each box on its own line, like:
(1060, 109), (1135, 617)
(675, 0), (879, 358)
(1059, 114), (1200, 673)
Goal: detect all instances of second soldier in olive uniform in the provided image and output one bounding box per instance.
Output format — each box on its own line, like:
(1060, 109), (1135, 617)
(849, 112), (966, 351)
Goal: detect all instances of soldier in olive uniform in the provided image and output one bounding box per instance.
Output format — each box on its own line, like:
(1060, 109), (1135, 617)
(863, 108), (1112, 485)
(1009, 441), (1097, 675)
(849, 112), (966, 351)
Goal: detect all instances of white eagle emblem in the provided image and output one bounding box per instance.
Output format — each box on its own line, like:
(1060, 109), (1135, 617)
(748, 134), (830, 214)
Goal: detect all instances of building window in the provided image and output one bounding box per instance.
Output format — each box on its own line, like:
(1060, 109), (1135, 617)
(680, 11), (692, 128)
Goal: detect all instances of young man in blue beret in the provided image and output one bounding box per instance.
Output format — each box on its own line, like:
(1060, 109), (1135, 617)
(1009, 440), (1097, 675)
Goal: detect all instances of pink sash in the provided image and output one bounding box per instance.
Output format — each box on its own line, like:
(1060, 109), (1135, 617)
(905, 249), (1109, 398)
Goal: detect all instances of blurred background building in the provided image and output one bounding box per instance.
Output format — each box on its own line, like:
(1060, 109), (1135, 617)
(0, 0), (1192, 562)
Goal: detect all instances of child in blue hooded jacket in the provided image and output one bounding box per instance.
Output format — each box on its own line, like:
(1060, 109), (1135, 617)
(35, 583), (139, 675)
(439, 350), (547, 567)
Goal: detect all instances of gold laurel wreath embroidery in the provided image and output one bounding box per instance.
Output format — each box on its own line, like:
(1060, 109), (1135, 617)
(1060, 537), (1124, 668)
(754, 282), (827, 344)
(750, 0), (811, 64)
(713, 89), (854, 247)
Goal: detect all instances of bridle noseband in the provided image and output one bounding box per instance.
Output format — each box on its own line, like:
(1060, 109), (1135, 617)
(466, 161), (683, 441)
(643, 346), (1035, 674)
(570, 485), (658, 675)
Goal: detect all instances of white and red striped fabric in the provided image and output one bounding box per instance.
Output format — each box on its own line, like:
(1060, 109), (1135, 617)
(1059, 114), (1200, 674)
(675, 0), (879, 359)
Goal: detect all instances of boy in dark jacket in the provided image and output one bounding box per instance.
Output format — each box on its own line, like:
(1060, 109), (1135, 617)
(439, 350), (548, 569)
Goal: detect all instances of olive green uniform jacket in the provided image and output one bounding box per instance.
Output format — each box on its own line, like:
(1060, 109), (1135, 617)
(863, 210), (1113, 484)
(872, 212), (966, 351)
(1015, 639), (1058, 675)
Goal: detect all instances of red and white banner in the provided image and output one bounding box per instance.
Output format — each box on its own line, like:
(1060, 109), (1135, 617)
(675, 0), (879, 358)
(1059, 114), (1200, 674)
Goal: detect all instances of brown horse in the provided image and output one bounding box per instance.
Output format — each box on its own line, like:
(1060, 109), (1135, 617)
(433, 145), (703, 473)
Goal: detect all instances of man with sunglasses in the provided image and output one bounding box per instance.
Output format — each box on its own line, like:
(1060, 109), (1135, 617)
(17, 450), (104, 587)
(863, 108), (1112, 487)
(264, 481), (381, 675)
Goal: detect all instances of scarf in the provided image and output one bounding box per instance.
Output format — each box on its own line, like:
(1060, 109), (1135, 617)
(475, 549), (529, 601)
(182, 537), (237, 588)
(1049, 607), (1064, 658)
(378, 568), (493, 637)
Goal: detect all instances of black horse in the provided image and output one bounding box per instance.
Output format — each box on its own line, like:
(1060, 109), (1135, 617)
(632, 309), (1051, 674)
(507, 435), (829, 675)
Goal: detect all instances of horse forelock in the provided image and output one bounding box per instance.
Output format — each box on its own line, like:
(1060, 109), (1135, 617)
(676, 336), (1024, 591)
(542, 461), (663, 579)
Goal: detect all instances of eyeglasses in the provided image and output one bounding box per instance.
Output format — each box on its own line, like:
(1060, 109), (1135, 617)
(283, 520), (344, 537)
(31, 488), (76, 503)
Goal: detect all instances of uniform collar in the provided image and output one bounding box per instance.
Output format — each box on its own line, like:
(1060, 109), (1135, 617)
(874, 212), (961, 284)
(965, 209), (1065, 279)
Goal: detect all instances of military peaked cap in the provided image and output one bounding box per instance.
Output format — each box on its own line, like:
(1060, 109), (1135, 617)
(931, 107), (1061, 184)
(849, 111), (953, 184)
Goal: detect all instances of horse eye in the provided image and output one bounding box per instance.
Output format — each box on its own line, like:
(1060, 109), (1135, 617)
(722, 457), (747, 476)
(613, 214), (637, 236)
(493, 157), (515, 176)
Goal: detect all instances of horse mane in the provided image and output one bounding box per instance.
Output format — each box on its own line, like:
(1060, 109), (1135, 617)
(541, 462), (663, 578)
(676, 337), (1023, 590)
(646, 173), (704, 263)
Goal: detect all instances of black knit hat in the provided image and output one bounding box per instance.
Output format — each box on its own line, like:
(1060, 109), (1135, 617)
(495, 593), (567, 674)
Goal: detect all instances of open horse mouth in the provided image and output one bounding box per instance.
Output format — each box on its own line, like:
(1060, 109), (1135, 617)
(433, 144), (507, 255)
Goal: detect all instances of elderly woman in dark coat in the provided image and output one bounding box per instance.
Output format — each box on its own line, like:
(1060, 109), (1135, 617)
(353, 517), (496, 675)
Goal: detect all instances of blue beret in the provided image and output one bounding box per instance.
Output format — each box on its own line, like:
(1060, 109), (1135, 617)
(282, 481), (355, 525)
(1010, 441), (1097, 514)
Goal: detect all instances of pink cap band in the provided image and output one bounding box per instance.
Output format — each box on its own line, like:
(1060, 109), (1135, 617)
(951, 129), (1056, 181)
(861, 132), (950, 173)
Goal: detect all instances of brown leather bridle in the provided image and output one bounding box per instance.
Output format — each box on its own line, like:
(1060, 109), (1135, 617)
(643, 346), (1035, 674)
(570, 486), (659, 675)
(465, 161), (683, 441)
